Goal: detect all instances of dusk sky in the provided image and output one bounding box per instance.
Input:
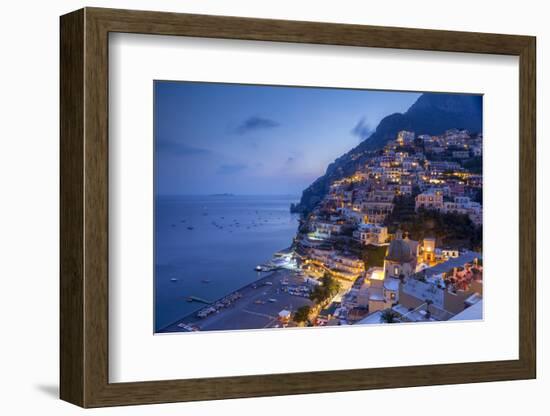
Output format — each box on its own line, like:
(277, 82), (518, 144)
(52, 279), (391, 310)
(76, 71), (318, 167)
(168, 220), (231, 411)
(154, 81), (421, 196)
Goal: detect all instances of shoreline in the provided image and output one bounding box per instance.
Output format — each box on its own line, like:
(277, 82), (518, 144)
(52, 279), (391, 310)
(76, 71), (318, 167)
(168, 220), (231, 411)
(159, 268), (312, 333)
(159, 269), (280, 330)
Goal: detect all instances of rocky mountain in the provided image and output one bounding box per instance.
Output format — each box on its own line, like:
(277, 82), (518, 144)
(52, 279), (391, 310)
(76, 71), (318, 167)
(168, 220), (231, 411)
(293, 92), (482, 214)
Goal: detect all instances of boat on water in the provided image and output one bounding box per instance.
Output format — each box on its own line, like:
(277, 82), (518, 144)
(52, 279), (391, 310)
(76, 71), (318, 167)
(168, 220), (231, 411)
(255, 265), (263, 272)
(201, 279), (212, 284)
(170, 278), (178, 282)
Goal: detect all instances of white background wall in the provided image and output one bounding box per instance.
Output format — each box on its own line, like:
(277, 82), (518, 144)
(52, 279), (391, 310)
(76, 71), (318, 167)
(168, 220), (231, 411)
(0, 0), (546, 414)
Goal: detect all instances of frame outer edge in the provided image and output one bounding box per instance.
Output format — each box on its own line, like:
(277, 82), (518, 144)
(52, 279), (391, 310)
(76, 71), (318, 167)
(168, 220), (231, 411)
(61, 7), (537, 407)
(518, 37), (536, 378)
(83, 6), (111, 408)
(60, 8), (86, 408)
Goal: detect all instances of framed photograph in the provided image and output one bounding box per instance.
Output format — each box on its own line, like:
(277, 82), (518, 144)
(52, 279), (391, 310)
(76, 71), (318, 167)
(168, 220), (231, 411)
(60, 7), (536, 407)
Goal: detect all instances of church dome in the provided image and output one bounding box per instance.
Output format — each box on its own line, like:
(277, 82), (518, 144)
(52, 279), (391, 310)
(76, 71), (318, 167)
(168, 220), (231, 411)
(386, 237), (413, 263)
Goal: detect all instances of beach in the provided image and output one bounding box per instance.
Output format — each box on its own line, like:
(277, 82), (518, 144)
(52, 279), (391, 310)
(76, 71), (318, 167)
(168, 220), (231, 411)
(160, 269), (313, 332)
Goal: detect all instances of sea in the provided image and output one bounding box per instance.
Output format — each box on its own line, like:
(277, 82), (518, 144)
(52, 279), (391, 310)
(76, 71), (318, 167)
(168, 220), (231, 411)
(154, 194), (300, 331)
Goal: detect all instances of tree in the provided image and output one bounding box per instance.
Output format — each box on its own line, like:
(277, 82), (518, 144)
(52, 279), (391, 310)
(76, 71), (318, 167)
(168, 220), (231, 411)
(473, 188), (482, 204)
(394, 207), (479, 250)
(361, 244), (387, 268)
(380, 309), (399, 324)
(461, 156), (483, 174)
(293, 306), (311, 323)
(418, 271), (427, 282)
(310, 273), (341, 304)
(424, 299), (434, 320)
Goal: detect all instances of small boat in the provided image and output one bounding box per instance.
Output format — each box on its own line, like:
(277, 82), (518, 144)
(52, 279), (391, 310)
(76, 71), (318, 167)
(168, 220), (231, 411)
(201, 279), (211, 284)
(255, 265), (263, 272)
(170, 278), (178, 282)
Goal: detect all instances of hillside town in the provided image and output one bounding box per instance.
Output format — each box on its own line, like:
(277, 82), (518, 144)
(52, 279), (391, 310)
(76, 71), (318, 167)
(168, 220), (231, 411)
(287, 128), (483, 326)
(164, 128), (483, 332)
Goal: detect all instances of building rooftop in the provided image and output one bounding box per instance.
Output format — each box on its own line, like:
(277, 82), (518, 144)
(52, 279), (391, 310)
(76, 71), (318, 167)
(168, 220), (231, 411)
(386, 237), (414, 263)
(449, 300), (483, 321)
(421, 251), (482, 278)
(384, 278), (400, 292)
(278, 309), (291, 319)
(465, 292), (483, 307)
(402, 279), (445, 309)
(356, 311), (383, 325)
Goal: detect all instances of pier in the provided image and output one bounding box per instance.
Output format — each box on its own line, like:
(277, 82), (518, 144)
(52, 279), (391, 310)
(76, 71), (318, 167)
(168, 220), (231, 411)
(186, 296), (212, 305)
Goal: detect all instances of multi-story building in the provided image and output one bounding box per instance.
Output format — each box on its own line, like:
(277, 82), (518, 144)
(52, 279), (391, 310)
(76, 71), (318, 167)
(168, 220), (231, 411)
(415, 189), (444, 211)
(441, 196), (482, 226)
(313, 221), (344, 239)
(396, 130), (415, 145)
(452, 150), (470, 159)
(353, 223), (388, 245)
(362, 202), (394, 224)
(330, 253), (365, 279)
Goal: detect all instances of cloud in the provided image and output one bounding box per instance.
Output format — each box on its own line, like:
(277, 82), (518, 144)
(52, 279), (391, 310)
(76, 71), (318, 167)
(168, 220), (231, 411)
(216, 163), (248, 175)
(234, 116), (280, 135)
(282, 151), (305, 170)
(157, 139), (212, 156)
(351, 118), (375, 142)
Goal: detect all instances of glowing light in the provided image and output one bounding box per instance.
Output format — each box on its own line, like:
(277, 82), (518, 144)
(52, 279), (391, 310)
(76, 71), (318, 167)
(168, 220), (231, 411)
(370, 270), (385, 281)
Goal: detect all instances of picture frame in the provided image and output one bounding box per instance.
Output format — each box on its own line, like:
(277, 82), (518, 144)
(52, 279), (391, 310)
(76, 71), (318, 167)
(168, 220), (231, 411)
(60, 7), (536, 408)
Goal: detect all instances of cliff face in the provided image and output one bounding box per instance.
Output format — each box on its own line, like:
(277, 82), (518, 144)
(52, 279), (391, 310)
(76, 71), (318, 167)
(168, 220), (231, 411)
(294, 92), (482, 214)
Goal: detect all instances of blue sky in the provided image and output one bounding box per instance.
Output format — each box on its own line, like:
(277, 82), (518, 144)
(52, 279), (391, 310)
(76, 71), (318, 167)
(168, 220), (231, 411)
(154, 81), (421, 196)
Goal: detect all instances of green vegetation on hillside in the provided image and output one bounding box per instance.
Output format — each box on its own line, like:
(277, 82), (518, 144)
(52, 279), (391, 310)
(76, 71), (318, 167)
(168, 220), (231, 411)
(385, 196), (481, 251)
(461, 156), (483, 174)
(310, 273), (341, 304)
(293, 306), (311, 323)
(360, 244), (388, 268)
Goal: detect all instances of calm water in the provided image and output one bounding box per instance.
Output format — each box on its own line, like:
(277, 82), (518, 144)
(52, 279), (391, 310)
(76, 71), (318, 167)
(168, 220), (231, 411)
(155, 195), (300, 331)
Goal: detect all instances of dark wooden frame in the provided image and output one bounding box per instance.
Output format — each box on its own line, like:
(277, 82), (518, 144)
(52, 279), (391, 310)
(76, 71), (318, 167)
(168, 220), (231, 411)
(60, 7), (536, 408)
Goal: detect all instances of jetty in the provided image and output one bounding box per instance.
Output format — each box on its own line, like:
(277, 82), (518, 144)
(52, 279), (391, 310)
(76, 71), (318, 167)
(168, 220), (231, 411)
(186, 296), (212, 305)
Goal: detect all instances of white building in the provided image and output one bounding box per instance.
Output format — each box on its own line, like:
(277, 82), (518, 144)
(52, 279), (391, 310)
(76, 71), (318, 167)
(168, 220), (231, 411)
(353, 223), (388, 245)
(440, 196), (482, 226)
(313, 221), (344, 239)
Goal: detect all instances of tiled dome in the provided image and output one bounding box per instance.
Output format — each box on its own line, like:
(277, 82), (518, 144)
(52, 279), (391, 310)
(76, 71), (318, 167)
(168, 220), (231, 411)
(386, 236), (413, 263)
